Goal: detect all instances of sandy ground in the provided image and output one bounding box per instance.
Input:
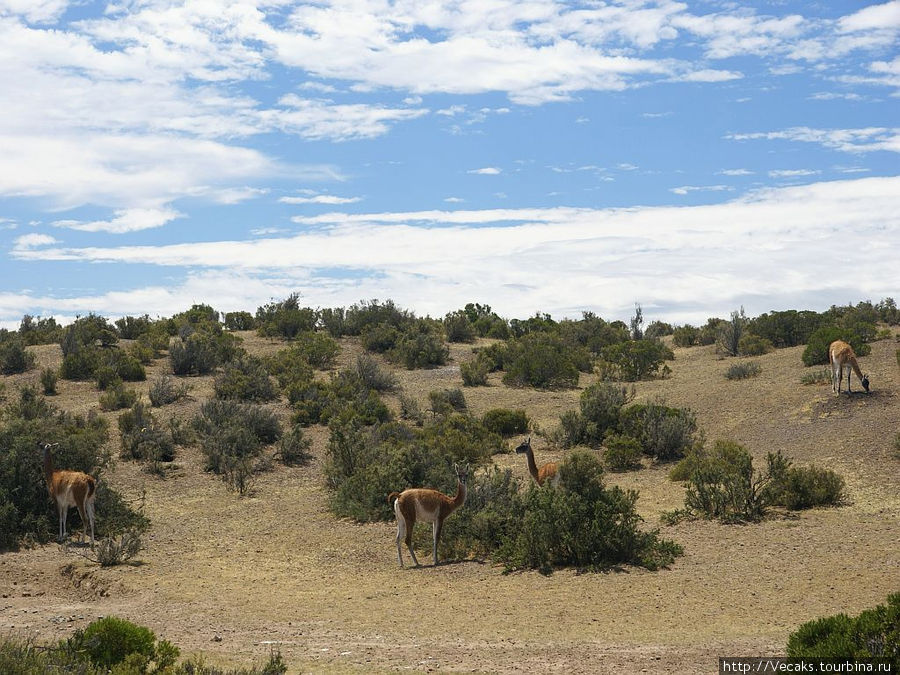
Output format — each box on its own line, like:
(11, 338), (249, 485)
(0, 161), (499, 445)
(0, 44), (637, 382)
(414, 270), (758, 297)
(1, 332), (898, 674)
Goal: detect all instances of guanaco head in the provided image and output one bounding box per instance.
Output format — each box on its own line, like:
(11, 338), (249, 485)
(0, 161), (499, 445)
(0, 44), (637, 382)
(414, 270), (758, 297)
(861, 375), (870, 392)
(36, 441), (58, 452)
(453, 462), (470, 485)
(514, 437), (532, 454)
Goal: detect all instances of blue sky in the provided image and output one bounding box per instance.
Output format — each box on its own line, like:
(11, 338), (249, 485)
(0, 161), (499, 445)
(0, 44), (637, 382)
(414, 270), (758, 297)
(0, 0), (898, 329)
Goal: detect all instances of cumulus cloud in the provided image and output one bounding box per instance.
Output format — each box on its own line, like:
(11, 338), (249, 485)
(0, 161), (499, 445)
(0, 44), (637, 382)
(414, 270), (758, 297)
(9, 177), (899, 325)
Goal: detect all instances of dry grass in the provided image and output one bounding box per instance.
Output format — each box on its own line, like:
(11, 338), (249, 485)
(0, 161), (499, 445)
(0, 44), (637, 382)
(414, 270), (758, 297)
(1, 332), (898, 673)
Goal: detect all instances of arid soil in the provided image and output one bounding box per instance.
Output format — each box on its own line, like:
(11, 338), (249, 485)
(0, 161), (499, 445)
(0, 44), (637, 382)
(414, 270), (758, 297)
(1, 332), (898, 674)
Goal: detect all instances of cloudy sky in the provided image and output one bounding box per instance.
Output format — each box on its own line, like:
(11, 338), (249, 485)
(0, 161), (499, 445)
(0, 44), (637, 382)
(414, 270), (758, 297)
(1, 0), (898, 328)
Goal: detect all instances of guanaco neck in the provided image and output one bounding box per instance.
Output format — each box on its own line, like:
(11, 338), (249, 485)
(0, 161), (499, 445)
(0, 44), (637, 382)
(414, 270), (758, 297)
(450, 478), (467, 511)
(42, 447), (55, 493)
(847, 355), (865, 380)
(523, 448), (540, 483)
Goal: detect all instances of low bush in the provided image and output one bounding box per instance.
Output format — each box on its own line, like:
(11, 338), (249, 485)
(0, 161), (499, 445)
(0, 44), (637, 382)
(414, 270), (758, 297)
(428, 388), (467, 416)
(672, 324), (700, 347)
(41, 367), (58, 395)
(291, 330), (340, 369)
(148, 374), (189, 407)
(502, 332), (581, 389)
(92, 529), (143, 566)
(679, 440), (769, 523)
(619, 399), (697, 462)
(801, 369), (831, 385)
(444, 310), (476, 343)
(738, 334), (773, 356)
(361, 322), (401, 353)
(277, 425), (313, 466)
(600, 339), (673, 381)
(389, 326), (449, 369)
(496, 452), (682, 573)
(354, 353), (397, 392)
(481, 408), (529, 437)
(0, 336), (35, 374)
(764, 452), (846, 510)
(399, 393), (424, 425)
(224, 310), (256, 331)
(98, 381), (138, 411)
(214, 354), (278, 402)
(787, 593), (899, 664)
(603, 433), (643, 472)
(68, 616), (178, 671)
(119, 403), (176, 464)
(255, 293), (317, 339)
(725, 361), (762, 380)
(460, 357), (489, 386)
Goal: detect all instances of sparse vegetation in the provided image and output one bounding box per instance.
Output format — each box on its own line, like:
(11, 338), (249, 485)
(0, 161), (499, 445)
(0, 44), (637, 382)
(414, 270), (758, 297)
(40, 366), (58, 395)
(148, 373), (190, 407)
(460, 356), (489, 386)
(98, 380), (138, 411)
(801, 368), (832, 385)
(725, 361), (762, 380)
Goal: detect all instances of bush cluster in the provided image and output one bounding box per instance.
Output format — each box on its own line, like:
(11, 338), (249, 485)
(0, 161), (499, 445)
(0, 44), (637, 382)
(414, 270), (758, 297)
(214, 354), (278, 402)
(192, 399), (282, 493)
(118, 402), (177, 468)
(0, 388), (146, 550)
(501, 332), (583, 389)
(598, 339), (673, 381)
(787, 593), (899, 664)
(671, 443), (846, 522)
(256, 293), (317, 339)
(439, 452), (682, 574)
(148, 374), (190, 407)
(17, 314), (63, 345)
(0, 335), (35, 375)
(170, 325), (242, 376)
(481, 408), (529, 437)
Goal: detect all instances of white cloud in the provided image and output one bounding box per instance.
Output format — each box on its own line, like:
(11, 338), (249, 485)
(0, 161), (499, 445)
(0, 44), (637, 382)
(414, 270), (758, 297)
(52, 207), (182, 234)
(444, 197), (464, 203)
(0, 0), (70, 24)
(669, 185), (733, 195)
(769, 169), (821, 178)
(468, 167), (501, 175)
(719, 169), (754, 176)
(12, 233), (58, 249)
(838, 1), (900, 33)
(728, 127), (900, 153)
(279, 194), (361, 205)
(674, 69), (743, 83)
(8, 177), (899, 326)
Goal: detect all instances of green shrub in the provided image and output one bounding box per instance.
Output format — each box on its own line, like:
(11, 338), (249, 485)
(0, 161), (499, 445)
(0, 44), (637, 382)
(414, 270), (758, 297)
(497, 451), (682, 573)
(600, 339), (673, 381)
(99, 381), (138, 411)
(801, 368), (831, 385)
(148, 374), (189, 407)
(224, 310), (256, 331)
(748, 310), (826, 348)
(69, 616), (159, 669)
(277, 425), (313, 466)
(389, 327), (449, 369)
(361, 322), (402, 353)
(342, 299), (415, 336)
(41, 367), (58, 395)
(18, 314), (62, 345)
(60, 347), (101, 380)
(399, 393), (424, 425)
(481, 408), (529, 437)
(255, 293), (317, 339)
(0, 390), (145, 550)
(194, 400), (281, 445)
(619, 399), (697, 461)
(266, 346), (314, 390)
(0, 337), (35, 375)
(738, 334), (773, 356)
(787, 593), (899, 664)
(214, 354), (278, 402)
(672, 325), (700, 347)
(170, 332), (220, 375)
(676, 441), (776, 523)
(603, 433), (643, 472)
(725, 361), (762, 380)
(802, 325), (871, 366)
(502, 332), (581, 389)
(428, 388), (468, 416)
(460, 357), (489, 386)
(354, 353), (397, 392)
(764, 452), (846, 510)
(118, 403), (176, 463)
(291, 330), (340, 369)
(444, 310), (476, 343)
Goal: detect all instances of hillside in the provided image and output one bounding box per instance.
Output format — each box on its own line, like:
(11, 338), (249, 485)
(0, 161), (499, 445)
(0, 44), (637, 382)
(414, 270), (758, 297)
(1, 332), (898, 674)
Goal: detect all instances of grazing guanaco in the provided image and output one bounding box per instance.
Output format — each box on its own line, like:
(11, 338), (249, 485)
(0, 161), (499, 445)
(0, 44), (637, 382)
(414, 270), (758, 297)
(388, 463), (469, 567)
(515, 437), (559, 487)
(828, 340), (870, 395)
(38, 442), (96, 548)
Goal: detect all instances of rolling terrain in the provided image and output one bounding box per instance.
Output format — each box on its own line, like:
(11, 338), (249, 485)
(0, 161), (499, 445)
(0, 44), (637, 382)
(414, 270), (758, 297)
(1, 332), (898, 674)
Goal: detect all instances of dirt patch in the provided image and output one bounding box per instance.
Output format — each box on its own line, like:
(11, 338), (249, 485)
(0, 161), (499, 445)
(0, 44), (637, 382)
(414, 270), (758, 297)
(1, 331), (898, 673)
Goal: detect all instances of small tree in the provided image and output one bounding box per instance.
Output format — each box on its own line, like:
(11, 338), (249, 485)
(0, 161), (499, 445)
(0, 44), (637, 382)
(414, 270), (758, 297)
(717, 307), (747, 357)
